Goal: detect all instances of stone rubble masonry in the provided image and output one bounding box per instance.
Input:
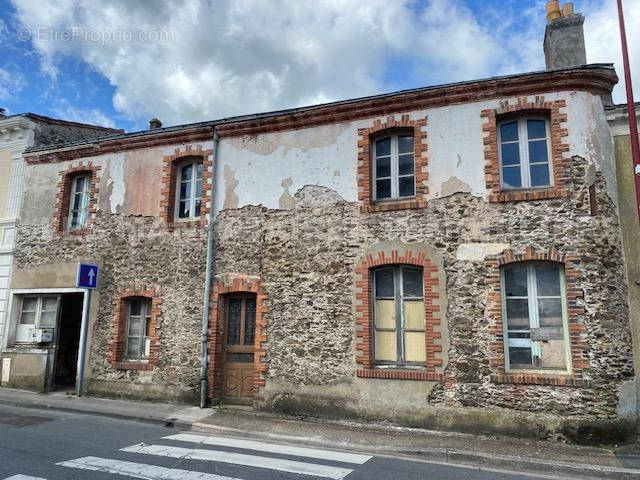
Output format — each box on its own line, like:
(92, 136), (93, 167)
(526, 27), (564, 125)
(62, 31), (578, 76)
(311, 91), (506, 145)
(357, 115), (428, 213)
(107, 287), (162, 371)
(354, 245), (443, 380)
(211, 155), (633, 421)
(486, 247), (588, 387)
(52, 162), (101, 236)
(482, 96), (570, 203)
(206, 275), (268, 400)
(159, 145), (213, 229)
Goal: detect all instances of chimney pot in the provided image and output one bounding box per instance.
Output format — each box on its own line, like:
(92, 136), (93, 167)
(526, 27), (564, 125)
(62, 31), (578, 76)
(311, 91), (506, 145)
(546, 0), (561, 22)
(562, 2), (574, 16)
(149, 118), (162, 130)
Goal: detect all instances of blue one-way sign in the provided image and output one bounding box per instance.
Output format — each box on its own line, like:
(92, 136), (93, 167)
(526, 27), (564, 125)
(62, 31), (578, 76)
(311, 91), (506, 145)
(77, 263), (99, 289)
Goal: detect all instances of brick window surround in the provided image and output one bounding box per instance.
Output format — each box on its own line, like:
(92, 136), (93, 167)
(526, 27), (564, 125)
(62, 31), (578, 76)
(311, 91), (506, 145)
(357, 115), (428, 213)
(486, 247), (589, 387)
(159, 145), (213, 229)
(207, 275), (268, 400)
(355, 247), (444, 381)
(52, 162), (100, 236)
(107, 287), (162, 371)
(481, 96), (570, 203)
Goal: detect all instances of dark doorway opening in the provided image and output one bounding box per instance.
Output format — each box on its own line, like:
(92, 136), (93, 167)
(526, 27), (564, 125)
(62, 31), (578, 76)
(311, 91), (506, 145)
(53, 293), (84, 390)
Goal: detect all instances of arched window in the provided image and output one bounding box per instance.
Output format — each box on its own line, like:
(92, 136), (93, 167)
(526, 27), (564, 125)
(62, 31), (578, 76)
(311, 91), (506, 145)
(372, 265), (425, 366)
(372, 133), (415, 201)
(501, 262), (570, 371)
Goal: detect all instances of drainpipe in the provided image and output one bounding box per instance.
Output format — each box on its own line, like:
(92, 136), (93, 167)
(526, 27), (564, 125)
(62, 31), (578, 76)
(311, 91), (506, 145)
(617, 0), (640, 223)
(200, 126), (220, 408)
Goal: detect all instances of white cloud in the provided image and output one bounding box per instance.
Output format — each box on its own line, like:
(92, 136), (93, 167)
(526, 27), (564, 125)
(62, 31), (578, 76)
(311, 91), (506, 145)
(52, 103), (116, 128)
(10, 0), (637, 127)
(582, 0), (640, 103)
(0, 66), (25, 102)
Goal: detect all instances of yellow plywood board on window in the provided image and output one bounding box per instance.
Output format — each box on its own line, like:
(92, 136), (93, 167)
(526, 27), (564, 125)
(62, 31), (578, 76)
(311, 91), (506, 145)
(540, 340), (567, 369)
(375, 300), (396, 328)
(403, 301), (425, 329)
(374, 331), (397, 361)
(404, 332), (426, 362)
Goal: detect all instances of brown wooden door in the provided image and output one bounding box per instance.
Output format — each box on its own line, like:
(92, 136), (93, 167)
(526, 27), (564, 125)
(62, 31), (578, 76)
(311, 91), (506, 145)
(222, 294), (256, 403)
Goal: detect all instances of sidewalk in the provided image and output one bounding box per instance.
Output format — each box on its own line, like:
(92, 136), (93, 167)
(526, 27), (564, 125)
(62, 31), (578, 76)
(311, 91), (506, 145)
(193, 408), (640, 480)
(0, 387), (210, 428)
(3, 386), (640, 479)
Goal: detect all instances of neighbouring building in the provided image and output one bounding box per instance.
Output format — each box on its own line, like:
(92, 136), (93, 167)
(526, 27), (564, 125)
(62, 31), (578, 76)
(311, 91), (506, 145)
(0, 113), (122, 390)
(606, 101), (640, 421)
(1, 2), (637, 442)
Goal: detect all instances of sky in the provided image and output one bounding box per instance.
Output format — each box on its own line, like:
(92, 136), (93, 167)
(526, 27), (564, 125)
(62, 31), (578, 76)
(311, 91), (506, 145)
(0, 0), (638, 133)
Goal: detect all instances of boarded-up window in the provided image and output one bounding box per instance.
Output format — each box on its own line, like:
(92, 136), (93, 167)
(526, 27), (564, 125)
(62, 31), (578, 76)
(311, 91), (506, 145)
(502, 262), (569, 371)
(373, 266), (425, 366)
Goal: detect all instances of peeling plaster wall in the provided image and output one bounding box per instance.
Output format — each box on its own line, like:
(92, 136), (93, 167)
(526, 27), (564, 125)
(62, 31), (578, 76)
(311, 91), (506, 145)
(214, 91), (615, 212)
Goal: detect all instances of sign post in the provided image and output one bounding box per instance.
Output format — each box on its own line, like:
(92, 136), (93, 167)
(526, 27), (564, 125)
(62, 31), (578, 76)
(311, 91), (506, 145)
(75, 263), (99, 397)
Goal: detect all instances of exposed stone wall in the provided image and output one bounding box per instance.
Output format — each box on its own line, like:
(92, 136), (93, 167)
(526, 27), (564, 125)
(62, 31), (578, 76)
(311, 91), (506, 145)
(14, 213), (207, 403)
(212, 157), (633, 421)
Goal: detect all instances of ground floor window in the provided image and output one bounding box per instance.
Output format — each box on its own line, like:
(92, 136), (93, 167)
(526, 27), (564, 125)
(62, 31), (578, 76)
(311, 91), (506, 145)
(125, 297), (152, 359)
(373, 265), (425, 366)
(16, 295), (60, 343)
(501, 262), (570, 371)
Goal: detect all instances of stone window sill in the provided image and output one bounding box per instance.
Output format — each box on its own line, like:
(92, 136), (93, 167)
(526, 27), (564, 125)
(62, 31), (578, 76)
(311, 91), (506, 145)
(361, 199), (427, 213)
(488, 187), (566, 203)
(492, 373), (587, 387)
(357, 368), (442, 381)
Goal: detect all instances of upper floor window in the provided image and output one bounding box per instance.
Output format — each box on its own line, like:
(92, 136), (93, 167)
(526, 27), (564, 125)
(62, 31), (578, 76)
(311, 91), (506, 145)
(501, 262), (569, 371)
(175, 160), (203, 220)
(373, 265), (425, 366)
(126, 297), (152, 359)
(499, 118), (552, 190)
(373, 134), (415, 201)
(68, 174), (91, 230)
(16, 295), (59, 343)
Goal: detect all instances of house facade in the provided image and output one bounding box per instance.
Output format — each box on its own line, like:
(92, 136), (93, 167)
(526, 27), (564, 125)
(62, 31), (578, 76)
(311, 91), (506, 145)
(0, 114), (121, 390)
(5, 62), (634, 440)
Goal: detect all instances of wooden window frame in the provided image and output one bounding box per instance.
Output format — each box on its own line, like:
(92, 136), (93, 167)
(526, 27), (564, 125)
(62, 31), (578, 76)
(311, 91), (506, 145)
(372, 133), (416, 202)
(372, 265), (425, 367)
(67, 174), (92, 231)
(498, 117), (553, 190)
(174, 158), (203, 222)
(500, 262), (572, 374)
(15, 294), (60, 343)
(124, 297), (152, 360)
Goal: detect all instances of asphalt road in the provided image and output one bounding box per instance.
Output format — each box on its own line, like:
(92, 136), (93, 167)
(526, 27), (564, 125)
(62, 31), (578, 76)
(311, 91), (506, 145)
(0, 404), (553, 480)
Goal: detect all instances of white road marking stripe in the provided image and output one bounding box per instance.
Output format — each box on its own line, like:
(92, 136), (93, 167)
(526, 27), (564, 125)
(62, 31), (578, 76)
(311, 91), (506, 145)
(163, 433), (372, 464)
(56, 456), (241, 480)
(121, 443), (354, 480)
(3, 476), (48, 480)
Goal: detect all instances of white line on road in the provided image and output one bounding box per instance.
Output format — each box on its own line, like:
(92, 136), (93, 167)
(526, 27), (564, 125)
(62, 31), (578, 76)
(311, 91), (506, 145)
(56, 456), (242, 480)
(3, 476), (48, 480)
(163, 433), (372, 464)
(121, 443), (354, 480)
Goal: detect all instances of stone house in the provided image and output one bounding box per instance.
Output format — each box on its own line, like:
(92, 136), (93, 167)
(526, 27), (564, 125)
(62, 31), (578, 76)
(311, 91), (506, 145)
(0, 113), (121, 388)
(1, 4), (637, 441)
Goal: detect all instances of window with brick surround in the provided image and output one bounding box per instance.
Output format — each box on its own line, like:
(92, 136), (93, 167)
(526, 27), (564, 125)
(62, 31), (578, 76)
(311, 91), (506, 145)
(67, 174), (91, 230)
(124, 297), (152, 359)
(373, 265), (425, 366)
(175, 159), (203, 220)
(373, 133), (415, 201)
(499, 118), (552, 190)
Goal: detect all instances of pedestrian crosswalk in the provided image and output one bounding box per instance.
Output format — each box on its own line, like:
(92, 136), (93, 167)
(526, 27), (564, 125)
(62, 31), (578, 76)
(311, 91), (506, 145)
(5, 432), (373, 480)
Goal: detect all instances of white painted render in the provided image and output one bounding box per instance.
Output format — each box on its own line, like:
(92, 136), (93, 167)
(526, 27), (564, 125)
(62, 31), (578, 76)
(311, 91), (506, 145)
(213, 91), (617, 214)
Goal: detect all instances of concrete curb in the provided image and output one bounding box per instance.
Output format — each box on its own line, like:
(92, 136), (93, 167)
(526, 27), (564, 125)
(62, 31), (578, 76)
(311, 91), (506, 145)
(0, 391), (195, 430)
(191, 421), (640, 480)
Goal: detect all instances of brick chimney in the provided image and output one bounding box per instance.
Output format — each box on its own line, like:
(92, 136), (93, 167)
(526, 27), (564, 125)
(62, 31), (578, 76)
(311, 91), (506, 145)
(149, 117), (162, 129)
(543, 1), (587, 69)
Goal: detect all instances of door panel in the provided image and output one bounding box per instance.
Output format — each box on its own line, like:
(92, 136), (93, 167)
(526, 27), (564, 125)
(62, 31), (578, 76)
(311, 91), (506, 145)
(222, 295), (256, 403)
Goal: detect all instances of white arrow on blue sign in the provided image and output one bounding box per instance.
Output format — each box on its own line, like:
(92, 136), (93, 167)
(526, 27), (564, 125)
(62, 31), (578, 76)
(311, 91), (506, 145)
(77, 263), (99, 289)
